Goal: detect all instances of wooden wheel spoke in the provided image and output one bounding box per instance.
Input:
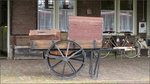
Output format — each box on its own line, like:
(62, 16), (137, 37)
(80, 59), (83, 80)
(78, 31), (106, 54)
(62, 62), (66, 76)
(66, 42), (70, 57)
(47, 55), (63, 60)
(67, 61), (76, 73)
(68, 49), (82, 59)
(68, 58), (84, 65)
(70, 54), (81, 58)
(46, 40), (86, 79)
(51, 60), (63, 69)
(54, 44), (65, 57)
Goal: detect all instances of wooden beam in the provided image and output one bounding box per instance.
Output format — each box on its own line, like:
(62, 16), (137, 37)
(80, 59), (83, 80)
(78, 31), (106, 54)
(31, 40), (102, 49)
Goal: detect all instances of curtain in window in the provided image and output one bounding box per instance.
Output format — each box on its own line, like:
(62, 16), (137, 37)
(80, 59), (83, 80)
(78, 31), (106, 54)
(38, 10), (53, 30)
(120, 11), (133, 32)
(59, 0), (74, 32)
(59, 10), (73, 32)
(101, 10), (114, 32)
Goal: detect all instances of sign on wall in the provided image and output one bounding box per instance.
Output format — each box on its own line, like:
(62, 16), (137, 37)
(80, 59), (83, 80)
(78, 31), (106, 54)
(139, 22), (146, 33)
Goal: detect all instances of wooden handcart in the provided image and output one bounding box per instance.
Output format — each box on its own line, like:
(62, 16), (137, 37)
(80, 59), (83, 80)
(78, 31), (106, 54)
(29, 16), (103, 80)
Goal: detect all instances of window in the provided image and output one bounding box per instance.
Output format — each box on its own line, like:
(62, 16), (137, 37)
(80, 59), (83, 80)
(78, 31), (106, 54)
(38, 0), (45, 8)
(120, 0), (133, 10)
(59, 0), (74, 9)
(38, 0), (53, 9)
(38, 0), (53, 30)
(101, 0), (136, 34)
(48, 0), (54, 8)
(101, 0), (115, 33)
(59, 0), (74, 32)
(38, 0), (75, 31)
(120, 11), (133, 32)
(120, 0), (133, 32)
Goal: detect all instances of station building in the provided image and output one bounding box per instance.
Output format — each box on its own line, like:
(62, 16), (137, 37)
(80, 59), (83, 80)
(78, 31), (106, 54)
(0, 0), (149, 59)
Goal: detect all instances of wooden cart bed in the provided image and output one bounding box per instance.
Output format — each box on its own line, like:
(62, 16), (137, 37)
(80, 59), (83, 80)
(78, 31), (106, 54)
(29, 16), (103, 49)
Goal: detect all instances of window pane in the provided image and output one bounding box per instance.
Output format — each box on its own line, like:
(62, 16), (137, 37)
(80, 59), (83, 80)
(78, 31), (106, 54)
(48, 0), (54, 8)
(101, 10), (115, 33)
(38, 10), (53, 30)
(120, 0), (133, 32)
(38, 0), (54, 9)
(120, 0), (133, 10)
(59, 0), (74, 32)
(59, 0), (74, 9)
(101, 0), (114, 10)
(38, 0), (53, 30)
(38, 0), (45, 8)
(101, 0), (114, 33)
(120, 11), (133, 32)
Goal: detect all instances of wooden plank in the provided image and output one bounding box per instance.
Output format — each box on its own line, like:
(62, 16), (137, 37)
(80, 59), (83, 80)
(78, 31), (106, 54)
(31, 40), (67, 49)
(113, 47), (135, 51)
(29, 29), (61, 40)
(69, 16), (103, 40)
(31, 40), (52, 49)
(31, 40), (102, 49)
(75, 40), (102, 49)
(60, 32), (68, 40)
(15, 36), (30, 46)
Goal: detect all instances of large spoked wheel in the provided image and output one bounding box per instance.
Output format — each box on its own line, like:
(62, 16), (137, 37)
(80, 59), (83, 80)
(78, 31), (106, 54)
(123, 39), (141, 58)
(45, 40), (86, 80)
(101, 40), (112, 58)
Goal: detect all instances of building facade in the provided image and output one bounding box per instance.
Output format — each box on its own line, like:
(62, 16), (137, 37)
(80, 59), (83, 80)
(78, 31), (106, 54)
(0, 0), (150, 58)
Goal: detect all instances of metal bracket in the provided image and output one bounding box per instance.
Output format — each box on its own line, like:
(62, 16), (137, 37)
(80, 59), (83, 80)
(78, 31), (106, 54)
(51, 40), (55, 44)
(93, 40), (97, 48)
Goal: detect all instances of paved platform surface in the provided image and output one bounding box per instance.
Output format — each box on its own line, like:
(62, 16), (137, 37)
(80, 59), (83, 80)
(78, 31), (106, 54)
(0, 57), (149, 84)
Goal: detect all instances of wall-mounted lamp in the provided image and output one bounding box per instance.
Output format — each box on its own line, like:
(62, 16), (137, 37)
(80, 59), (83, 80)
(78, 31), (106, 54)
(87, 8), (92, 15)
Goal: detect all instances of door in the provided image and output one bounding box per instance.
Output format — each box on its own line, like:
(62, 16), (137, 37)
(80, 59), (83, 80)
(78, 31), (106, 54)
(0, 0), (7, 58)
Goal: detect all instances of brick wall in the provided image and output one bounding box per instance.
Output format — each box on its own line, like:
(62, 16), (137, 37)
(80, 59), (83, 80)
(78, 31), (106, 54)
(11, 0), (37, 35)
(137, 0), (147, 37)
(10, 0), (148, 45)
(77, 0), (101, 17)
(11, 0), (37, 45)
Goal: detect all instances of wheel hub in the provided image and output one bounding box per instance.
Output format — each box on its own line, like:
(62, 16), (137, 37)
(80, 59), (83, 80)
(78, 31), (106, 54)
(63, 57), (68, 62)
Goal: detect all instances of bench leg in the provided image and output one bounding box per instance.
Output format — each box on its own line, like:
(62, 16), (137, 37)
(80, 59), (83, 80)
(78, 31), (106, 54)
(115, 51), (117, 59)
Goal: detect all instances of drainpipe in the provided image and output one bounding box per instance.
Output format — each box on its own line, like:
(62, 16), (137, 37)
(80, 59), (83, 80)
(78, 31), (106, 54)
(73, 0), (77, 16)
(147, 0), (150, 38)
(7, 0), (12, 59)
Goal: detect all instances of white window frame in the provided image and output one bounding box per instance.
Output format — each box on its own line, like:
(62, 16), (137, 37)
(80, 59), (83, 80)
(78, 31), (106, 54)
(37, 0), (54, 29)
(54, 0), (77, 30)
(37, 0), (77, 30)
(103, 0), (137, 35)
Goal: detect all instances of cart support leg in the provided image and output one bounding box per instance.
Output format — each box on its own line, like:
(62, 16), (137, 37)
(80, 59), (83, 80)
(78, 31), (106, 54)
(43, 51), (46, 59)
(89, 50), (101, 79)
(89, 51), (94, 77)
(93, 50), (101, 78)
